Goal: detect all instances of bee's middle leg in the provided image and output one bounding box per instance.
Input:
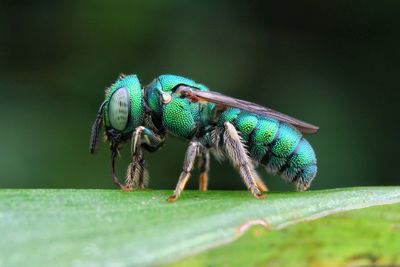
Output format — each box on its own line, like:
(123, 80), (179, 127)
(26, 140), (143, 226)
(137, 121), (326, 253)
(167, 141), (200, 202)
(198, 149), (210, 192)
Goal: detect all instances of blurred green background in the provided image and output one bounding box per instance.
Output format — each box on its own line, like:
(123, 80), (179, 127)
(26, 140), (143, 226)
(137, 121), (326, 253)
(1, 1), (399, 191)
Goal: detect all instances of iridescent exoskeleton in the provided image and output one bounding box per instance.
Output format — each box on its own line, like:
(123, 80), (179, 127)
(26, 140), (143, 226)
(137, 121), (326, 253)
(90, 74), (318, 201)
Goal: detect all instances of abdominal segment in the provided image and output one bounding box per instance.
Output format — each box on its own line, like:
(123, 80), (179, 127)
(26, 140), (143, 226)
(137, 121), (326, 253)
(218, 108), (317, 185)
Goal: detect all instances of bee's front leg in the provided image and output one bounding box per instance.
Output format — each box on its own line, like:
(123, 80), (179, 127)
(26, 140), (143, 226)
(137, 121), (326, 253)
(125, 149), (146, 190)
(168, 141), (200, 202)
(125, 126), (164, 191)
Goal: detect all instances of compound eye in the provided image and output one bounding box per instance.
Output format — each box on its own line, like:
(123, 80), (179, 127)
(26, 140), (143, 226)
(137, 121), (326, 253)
(108, 87), (130, 131)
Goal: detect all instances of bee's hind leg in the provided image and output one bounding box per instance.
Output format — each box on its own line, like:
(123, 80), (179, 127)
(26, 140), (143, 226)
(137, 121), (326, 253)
(221, 122), (265, 199)
(198, 148), (210, 192)
(253, 170), (268, 192)
(168, 141), (200, 202)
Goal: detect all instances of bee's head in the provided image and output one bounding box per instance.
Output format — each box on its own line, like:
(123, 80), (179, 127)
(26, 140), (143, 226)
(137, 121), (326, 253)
(90, 74), (144, 154)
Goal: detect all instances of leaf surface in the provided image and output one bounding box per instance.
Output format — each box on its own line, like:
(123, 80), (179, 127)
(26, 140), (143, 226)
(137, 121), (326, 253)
(0, 187), (399, 267)
(170, 204), (400, 267)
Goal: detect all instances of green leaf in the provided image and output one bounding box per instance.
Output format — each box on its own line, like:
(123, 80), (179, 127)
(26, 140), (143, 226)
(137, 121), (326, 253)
(0, 187), (399, 267)
(170, 204), (400, 267)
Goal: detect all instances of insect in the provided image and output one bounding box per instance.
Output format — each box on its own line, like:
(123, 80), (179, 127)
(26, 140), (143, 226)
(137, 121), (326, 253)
(90, 74), (318, 202)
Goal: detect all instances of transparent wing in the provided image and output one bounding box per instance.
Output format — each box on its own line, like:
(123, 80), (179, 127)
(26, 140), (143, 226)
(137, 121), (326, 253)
(176, 86), (319, 134)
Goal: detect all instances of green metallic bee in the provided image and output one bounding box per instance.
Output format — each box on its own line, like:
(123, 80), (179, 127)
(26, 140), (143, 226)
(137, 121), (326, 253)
(90, 74), (318, 202)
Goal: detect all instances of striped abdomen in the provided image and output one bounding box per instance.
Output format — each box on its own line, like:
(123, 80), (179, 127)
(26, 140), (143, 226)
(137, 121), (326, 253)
(218, 108), (317, 189)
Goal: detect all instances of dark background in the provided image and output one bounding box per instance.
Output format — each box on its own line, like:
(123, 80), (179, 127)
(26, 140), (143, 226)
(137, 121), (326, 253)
(1, 1), (399, 191)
